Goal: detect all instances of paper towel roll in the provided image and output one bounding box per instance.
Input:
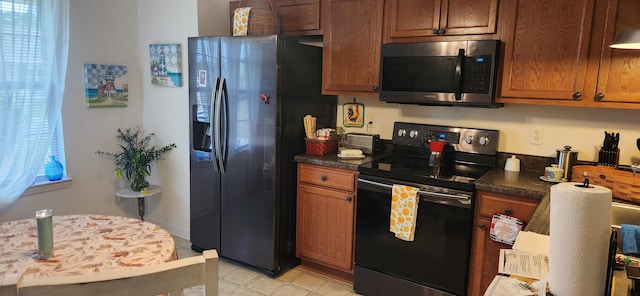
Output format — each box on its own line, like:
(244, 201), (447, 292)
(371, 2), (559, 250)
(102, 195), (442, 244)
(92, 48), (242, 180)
(549, 182), (612, 296)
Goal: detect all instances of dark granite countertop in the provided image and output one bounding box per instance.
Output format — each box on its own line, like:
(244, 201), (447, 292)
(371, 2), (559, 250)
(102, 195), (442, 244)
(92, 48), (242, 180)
(475, 168), (553, 201)
(293, 152), (389, 171)
(476, 168), (554, 234)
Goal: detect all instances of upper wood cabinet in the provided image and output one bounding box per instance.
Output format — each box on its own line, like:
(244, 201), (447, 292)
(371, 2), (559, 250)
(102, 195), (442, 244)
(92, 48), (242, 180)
(498, 0), (640, 109)
(274, 0), (323, 35)
(322, 0), (384, 96)
(589, 0), (640, 106)
(384, 0), (499, 41)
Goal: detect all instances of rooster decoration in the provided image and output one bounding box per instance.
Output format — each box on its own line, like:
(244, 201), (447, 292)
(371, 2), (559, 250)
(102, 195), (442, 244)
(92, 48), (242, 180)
(343, 101), (363, 127)
(347, 105), (359, 123)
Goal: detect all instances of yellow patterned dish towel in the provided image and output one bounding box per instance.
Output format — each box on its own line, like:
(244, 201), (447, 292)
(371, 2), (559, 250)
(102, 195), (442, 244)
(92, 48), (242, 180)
(233, 7), (252, 36)
(389, 184), (420, 241)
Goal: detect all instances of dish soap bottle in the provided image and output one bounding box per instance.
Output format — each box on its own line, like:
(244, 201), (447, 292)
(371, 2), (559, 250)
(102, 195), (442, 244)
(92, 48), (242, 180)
(44, 155), (63, 181)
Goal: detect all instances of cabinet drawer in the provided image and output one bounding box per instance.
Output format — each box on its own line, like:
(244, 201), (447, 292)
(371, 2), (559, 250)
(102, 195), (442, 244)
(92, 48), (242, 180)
(298, 163), (356, 192)
(477, 192), (537, 220)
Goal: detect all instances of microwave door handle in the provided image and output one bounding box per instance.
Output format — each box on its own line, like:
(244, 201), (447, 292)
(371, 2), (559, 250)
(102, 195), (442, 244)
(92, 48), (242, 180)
(454, 48), (464, 101)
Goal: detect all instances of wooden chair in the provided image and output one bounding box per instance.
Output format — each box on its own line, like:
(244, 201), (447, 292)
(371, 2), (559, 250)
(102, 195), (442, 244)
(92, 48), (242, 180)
(0, 274), (21, 296)
(17, 249), (219, 296)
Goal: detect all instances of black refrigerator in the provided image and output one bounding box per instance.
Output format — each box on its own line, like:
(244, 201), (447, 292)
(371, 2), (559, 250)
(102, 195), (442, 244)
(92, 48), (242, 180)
(188, 35), (336, 276)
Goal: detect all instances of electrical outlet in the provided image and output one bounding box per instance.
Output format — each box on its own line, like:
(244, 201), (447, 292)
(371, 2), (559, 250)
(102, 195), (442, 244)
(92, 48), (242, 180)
(368, 112), (376, 123)
(529, 127), (543, 145)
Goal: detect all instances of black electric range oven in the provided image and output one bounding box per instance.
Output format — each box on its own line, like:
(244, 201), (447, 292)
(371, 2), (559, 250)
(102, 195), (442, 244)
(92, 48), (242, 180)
(354, 122), (499, 296)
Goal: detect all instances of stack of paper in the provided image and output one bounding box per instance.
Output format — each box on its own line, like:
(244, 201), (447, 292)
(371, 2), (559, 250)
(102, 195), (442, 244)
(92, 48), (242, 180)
(484, 231), (550, 296)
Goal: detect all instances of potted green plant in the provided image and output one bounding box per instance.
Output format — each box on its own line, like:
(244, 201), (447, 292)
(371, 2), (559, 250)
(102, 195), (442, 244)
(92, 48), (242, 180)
(96, 126), (176, 191)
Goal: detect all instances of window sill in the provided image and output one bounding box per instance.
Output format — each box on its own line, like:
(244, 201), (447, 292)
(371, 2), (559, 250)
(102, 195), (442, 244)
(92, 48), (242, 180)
(22, 178), (72, 197)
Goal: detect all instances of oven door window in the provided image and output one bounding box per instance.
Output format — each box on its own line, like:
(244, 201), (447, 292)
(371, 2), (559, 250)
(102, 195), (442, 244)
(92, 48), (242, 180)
(355, 183), (473, 295)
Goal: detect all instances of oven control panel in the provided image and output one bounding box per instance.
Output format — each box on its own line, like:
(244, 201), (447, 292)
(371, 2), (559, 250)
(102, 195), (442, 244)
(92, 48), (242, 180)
(392, 122), (499, 155)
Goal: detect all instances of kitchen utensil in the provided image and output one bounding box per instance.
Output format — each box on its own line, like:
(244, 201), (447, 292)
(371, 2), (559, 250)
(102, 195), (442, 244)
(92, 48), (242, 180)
(303, 115), (316, 139)
(637, 138), (640, 151)
(556, 146), (578, 181)
(504, 155), (520, 172)
(428, 140), (446, 167)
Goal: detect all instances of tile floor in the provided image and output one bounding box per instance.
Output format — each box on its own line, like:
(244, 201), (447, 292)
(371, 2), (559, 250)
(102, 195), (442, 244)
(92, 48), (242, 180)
(174, 236), (359, 296)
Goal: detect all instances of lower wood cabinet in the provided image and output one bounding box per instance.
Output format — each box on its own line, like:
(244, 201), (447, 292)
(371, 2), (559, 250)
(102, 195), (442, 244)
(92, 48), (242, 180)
(467, 191), (538, 296)
(296, 163), (357, 280)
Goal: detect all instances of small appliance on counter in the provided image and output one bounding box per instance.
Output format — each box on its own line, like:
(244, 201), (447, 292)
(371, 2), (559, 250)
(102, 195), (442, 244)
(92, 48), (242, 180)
(556, 145), (578, 181)
(346, 133), (380, 155)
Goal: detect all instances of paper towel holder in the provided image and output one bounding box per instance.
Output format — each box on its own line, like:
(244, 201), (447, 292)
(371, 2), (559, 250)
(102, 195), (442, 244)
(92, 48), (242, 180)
(575, 171), (593, 188)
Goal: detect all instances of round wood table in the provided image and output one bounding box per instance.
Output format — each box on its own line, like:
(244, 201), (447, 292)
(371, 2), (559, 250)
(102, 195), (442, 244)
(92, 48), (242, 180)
(0, 214), (175, 282)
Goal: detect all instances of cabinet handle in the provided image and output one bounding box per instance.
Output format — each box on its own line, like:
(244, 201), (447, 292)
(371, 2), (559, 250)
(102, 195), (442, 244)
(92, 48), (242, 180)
(504, 208), (512, 215)
(432, 29), (439, 35)
(346, 196), (353, 202)
(372, 86), (379, 92)
(438, 29), (446, 35)
(321, 176), (327, 181)
(572, 91), (582, 100)
(478, 224), (486, 229)
(595, 93), (605, 101)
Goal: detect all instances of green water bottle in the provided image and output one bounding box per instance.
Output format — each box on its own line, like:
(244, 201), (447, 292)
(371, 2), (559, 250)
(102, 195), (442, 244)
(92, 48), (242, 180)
(36, 209), (54, 259)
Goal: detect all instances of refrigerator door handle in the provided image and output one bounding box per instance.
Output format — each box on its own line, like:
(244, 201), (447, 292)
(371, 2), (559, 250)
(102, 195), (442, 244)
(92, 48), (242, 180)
(212, 76), (222, 172)
(214, 77), (225, 173)
(219, 77), (229, 173)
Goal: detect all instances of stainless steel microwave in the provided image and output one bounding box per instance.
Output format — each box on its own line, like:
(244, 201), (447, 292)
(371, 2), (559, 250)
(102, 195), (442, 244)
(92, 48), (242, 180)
(379, 40), (502, 107)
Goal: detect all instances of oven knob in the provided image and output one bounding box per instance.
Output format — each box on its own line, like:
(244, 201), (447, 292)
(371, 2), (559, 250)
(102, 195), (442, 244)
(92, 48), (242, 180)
(409, 130), (419, 138)
(479, 136), (490, 146)
(397, 129), (407, 137)
(465, 135), (474, 144)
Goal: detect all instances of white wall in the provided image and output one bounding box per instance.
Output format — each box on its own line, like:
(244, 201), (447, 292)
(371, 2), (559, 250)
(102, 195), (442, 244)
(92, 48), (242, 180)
(135, 0), (231, 238)
(0, 0), (231, 240)
(338, 96), (640, 166)
(0, 1), (145, 221)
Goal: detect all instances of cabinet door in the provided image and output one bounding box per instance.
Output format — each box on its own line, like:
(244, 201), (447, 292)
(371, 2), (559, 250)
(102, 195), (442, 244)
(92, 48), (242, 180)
(500, 0), (596, 101)
(385, 0), (499, 39)
(591, 0), (640, 104)
(296, 183), (355, 272)
(439, 0), (498, 35)
(322, 0), (383, 96)
(468, 192), (538, 296)
(275, 0), (322, 35)
(386, 0), (440, 38)
(468, 217), (503, 296)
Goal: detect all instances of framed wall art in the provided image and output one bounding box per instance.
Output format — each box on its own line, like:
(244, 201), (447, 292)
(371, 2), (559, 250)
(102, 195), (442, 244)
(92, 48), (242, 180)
(343, 99), (364, 127)
(83, 64), (129, 108)
(149, 43), (182, 87)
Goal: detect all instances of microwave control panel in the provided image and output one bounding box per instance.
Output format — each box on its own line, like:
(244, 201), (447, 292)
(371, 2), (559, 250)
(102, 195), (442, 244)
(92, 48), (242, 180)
(463, 55), (492, 94)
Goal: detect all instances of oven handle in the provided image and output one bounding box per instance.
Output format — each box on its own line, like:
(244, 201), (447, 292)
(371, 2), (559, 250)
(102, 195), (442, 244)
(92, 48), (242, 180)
(358, 178), (471, 203)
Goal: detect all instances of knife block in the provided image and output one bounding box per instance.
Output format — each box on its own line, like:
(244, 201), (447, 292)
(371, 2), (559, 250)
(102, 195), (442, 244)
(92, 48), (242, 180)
(598, 148), (620, 168)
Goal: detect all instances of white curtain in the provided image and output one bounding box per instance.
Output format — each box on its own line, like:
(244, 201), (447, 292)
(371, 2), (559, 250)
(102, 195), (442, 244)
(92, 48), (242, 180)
(0, 0), (69, 208)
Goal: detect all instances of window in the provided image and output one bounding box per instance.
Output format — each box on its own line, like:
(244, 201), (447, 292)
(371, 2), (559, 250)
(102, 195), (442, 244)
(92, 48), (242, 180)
(0, 0), (69, 207)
